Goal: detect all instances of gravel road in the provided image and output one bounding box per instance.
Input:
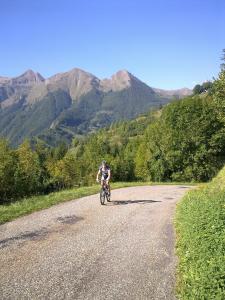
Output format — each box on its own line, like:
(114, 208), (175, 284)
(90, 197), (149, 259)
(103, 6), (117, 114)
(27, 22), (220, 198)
(0, 185), (191, 300)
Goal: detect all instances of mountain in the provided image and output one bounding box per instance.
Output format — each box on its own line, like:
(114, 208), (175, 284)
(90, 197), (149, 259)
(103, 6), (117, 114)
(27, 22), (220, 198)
(0, 70), (45, 108)
(153, 87), (192, 99)
(0, 68), (192, 146)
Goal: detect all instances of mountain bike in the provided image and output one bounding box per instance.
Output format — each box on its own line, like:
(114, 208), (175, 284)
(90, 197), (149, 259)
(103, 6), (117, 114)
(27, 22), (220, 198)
(99, 180), (110, 205)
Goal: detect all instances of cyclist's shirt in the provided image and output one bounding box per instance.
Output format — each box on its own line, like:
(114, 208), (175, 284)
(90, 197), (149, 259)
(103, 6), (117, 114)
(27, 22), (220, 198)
(99, 166), (110, 180)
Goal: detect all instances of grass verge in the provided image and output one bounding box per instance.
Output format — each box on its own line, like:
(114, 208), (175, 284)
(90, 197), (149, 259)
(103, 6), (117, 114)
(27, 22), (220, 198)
(175, 168), (225, 299)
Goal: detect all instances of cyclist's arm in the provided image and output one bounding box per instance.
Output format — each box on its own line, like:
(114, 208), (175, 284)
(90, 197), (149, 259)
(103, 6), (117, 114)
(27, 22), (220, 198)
(96, 170), (100, 182)
(107, 169), (111, 182)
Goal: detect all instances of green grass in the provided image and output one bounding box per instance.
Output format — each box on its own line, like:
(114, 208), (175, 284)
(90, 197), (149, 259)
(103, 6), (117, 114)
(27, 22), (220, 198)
(175, 168), (225, 299)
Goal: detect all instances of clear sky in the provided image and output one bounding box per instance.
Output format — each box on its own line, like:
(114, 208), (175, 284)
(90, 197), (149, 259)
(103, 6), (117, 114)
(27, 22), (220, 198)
(0, 0), (225, 89)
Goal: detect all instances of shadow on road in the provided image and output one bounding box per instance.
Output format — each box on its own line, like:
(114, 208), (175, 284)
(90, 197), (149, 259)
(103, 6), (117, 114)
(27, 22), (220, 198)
(0, 228), (49, 249)
(56, 215), (84, 225)
(178, 186), (190, 189)
(0, 215), (84, 249)
(108, 199), (161, 206)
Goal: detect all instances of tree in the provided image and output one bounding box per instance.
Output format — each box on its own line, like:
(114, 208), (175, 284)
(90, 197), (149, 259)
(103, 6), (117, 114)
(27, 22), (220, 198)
(46, 151), (80, 189)
(202, 81), (213, 92)
(34, 140), (51, 192)
(213, 49), (225, 123)
(51, 142), (68, 160)
(15, 140), (41, 197)
(193, 82), (213, 95)
(0, 139), (17, 202)
(135, 141), (150, 180)
(193, 84), (203, 95)
(61, 152), (80, 187)
(220, 48), (225, 71)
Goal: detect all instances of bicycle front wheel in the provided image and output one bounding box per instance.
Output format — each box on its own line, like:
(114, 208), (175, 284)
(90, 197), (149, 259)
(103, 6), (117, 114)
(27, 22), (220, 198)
(106, 191), (110, 202)
(100, 189), (105, 205)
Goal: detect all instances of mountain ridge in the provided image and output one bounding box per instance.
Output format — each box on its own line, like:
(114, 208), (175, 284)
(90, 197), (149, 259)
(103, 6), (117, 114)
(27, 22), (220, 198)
(0, 68), (192, 98)
(0, 67), (192, 146)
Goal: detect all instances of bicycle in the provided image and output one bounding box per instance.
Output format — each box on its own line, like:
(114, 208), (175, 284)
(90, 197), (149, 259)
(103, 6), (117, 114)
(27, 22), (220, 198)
(99, 180), (110, 205)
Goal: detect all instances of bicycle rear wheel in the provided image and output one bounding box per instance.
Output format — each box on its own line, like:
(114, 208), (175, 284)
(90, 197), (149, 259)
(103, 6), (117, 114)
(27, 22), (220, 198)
(100, 189), (105, 205)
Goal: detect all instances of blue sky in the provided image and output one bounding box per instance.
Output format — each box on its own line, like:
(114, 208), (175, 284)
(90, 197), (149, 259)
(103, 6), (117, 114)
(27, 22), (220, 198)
(0, 0), (224, 89)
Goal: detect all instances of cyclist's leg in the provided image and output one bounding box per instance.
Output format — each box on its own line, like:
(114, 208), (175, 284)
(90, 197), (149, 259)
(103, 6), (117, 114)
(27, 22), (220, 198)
(101, 177), (106, 189)
(108, 183), (111, 196)
(105, 178), (110, 195)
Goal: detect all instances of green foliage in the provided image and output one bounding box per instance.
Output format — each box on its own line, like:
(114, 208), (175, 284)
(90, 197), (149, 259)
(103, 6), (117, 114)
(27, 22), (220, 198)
(0, 139), (17, 203)
(175, 166), (225, 299)
(46, 151), (79, 189)
(14, 140), (41, 197)
(220, 48), (225, 71)
(193, 84), (202, 94)
(193, 81), (213, 95)
(213, 71), (225, 124)
(71, 113), (153, 185)
(132, 94), (225, 182)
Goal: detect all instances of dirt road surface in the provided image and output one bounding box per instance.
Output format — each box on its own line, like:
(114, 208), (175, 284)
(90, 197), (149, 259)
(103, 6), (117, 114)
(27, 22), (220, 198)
(0, 185), (191, 300)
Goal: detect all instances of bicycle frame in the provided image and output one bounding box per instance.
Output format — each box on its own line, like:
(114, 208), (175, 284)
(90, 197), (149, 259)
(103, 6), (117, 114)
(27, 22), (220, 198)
(99, 180), (110, 205)
(101, 179), (109, 191)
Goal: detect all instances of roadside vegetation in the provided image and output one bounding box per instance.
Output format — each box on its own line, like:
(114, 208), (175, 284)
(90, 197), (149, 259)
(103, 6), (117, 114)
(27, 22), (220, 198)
(175, 166), (225, 299)
(175, 55), (225, 299)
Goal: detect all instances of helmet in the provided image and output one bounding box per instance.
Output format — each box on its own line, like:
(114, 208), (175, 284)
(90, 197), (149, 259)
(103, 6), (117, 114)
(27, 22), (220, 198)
(102, 160), (107, 165)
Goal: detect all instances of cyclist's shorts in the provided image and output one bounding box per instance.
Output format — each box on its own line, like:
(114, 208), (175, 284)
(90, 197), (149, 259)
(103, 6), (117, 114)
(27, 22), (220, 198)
(101, 175), (109, 181)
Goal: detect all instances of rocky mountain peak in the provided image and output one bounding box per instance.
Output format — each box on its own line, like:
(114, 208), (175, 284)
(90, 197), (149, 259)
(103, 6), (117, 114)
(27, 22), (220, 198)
(100, 69), (134, 92)
(11, 69), (45, 85)
(0, 76), (10, 84)
(47, 68), (97, 82)
(45, 68), (100, 101)
(113, 69), (131, 78)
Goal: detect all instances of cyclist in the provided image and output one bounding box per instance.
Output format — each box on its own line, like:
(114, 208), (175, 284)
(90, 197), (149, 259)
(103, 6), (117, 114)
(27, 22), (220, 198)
(96, 160), (111, 196)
